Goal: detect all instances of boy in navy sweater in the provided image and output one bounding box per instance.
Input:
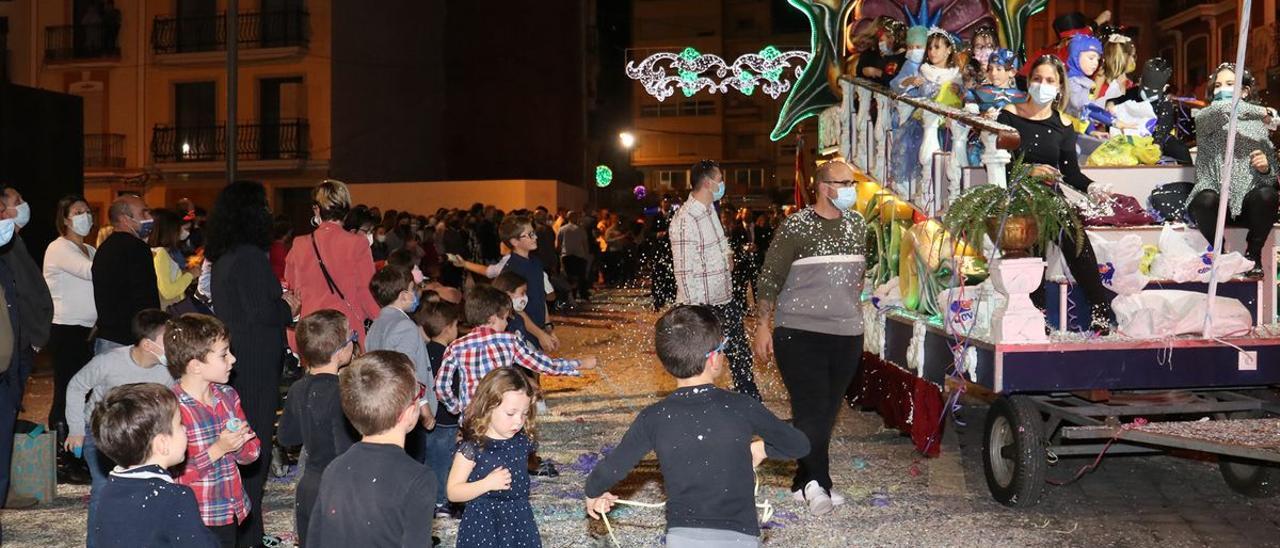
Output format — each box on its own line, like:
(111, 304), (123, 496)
(87, 383), (219, 547)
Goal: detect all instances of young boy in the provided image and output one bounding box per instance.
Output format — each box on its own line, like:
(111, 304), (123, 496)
(366, 266), (437, 462)
(66, 309), (173, 496)
(277, 309), (358, 545)
(585, 305), (810, 546)
(167, 313), (261, 545)
(307, 351), (437, 547)
(87, 383), (219, 547)
(418, 300), (464, 518)
(434, 285), (595, 419)
(497, 214), (551, 337)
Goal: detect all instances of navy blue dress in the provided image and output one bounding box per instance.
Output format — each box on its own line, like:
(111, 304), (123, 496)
(456, 433), (540, 547)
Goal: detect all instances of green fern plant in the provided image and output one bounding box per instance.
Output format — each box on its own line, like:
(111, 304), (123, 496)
(942, 156), (1085, 254)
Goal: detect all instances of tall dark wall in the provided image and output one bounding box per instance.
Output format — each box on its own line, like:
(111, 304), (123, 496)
(0, 84), (83, 264)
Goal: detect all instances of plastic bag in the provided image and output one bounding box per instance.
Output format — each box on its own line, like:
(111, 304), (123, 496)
(1131, 136), (1162, 165)
(1085, 135), (1162, 167)
(1148, 225), (1254, 282)
(1087, 233), (1149, 295)
(935, 281), (1003, 338)
(1112, 290), (1252, 338)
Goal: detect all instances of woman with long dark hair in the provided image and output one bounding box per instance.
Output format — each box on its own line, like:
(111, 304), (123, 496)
(996, 54), (1114, 333)
(206, 181), (300, 546)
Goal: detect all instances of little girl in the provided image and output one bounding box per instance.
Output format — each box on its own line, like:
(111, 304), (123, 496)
(1064, 34), (1103, 125)
(1094, 33), (1136, 105)
(889, 28), (964, 189)
(448, 367), (542, 547)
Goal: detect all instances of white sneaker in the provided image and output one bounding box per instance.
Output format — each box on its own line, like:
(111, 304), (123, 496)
(792, 486), (846, 506)
(801, 480), (834, 516)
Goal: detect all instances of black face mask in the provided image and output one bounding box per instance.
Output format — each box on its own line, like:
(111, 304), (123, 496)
(1139, 58), (1172, 99)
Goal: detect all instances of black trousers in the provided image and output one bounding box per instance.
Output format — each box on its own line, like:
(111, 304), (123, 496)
(47, 324), (94, 431)
(1030, 222), (1110, 311)
(563, 255), (590, 299)
(1189, 186), (1280, 262)
(208, 523), (239, 548)
(773, 327), (863, 492)
(710, 302), (759, 401)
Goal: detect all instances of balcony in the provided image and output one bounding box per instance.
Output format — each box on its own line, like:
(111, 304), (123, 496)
(84, 134), (126, 169)
(151, 10), (308, 62)
(152, 119), (309, 170)
(45, 24), (121, 64)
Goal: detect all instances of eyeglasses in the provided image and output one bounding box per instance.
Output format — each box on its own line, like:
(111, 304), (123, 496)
(519, 232), (537, 240)
(332, 331), (358, 356)
(705, 336), (729, 358)
(414, 381), (432, 407)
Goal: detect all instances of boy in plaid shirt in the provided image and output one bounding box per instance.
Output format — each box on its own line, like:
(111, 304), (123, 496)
(435, 285), (596, 416)
(167, 314), (261, 545)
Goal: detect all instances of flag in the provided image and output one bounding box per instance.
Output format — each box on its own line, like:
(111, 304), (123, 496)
(793, 132), (808, 208)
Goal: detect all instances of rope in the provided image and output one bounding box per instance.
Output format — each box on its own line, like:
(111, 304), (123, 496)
(596, 473), (774, 547)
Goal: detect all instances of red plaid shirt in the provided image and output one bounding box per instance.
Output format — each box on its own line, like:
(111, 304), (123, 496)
(670, 197), (733, 306)
(172, 383), (261, 526)
(435, 326), (580, 416)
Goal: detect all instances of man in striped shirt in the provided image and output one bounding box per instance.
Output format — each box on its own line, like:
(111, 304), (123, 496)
(669, 160), (760, 401)
(435, 285), (596, 416)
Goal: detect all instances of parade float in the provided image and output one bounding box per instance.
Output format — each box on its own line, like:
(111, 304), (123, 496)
(783, 0), (1280, 506)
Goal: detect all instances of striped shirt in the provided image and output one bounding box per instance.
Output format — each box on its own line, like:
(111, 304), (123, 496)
(435, 326), (580, 416)
(172, 383), (261, 526)
(669, 197), (733, 306)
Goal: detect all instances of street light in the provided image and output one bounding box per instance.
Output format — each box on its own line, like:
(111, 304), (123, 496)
(619, 131), (636, 149)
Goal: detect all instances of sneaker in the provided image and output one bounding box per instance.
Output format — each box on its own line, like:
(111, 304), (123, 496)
(801, 480), (833, 516)
(791, 486), (846, 506)
(532, 460), (560, 477)
(434, 504), (452, 519)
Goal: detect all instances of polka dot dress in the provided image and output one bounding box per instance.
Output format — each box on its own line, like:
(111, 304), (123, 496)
(456, 432), (540, 547)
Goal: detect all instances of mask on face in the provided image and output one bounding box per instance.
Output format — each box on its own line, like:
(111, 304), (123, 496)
(144, 339), (168, 367)
(1028, 83), (1059, 105)
(973, 47), (995, 66)
(376, 234), (387, 243)
(407, 289), (421, 314)
(70, 213), (93, 237)
(180, 229), (191, 241)
(878, 42), (892, 55)
(0, 219), (14, 247)
(512, 294), (528, 312)
(831, 187), (857, 211)
(1213, 88), (1234, 103)
(13, 202), (30, 228)
(135, 217), (155, 240)
(411, 265), (424, 284)
(711, 180), (726, 201)
(907, 49), (925, 64)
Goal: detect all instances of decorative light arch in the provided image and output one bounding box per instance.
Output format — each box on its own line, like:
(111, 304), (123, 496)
(625, 46), (811, 102)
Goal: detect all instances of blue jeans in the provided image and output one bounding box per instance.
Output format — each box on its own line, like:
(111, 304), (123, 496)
(425, 424), (459, 504)
(84, 431), (114, 548)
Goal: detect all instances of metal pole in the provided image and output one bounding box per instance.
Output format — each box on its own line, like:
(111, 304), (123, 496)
(1203, 0), (1253, 338)
(226, 0), (238, 184)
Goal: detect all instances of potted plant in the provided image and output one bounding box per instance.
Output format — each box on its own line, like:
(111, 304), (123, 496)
(942, 157), (1084, 260)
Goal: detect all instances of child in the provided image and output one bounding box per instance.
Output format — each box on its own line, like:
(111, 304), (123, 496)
(1095, 33), (1136, 104)
(366, 266), (437, 462)
(890, 28), (964, 188)
(493, 271), (558, 351)
(434, 285), (595, 419)
(65, 309), (173, 497)
(966, 49), (1026, 165)
(277, 309), (358, 546)
(307, 351), (437, 547)
(447, 367), (542, 546)
(889, 25), (927, 95)
(167, 313), (261, 545)
(418, 300), (465, 518)
(1064, 34), (1104, 124)
(585, 305), (809, 543)
(87, 383), (219, 547)
(497, 214), (552, 337)
(855, 16), (906, 87)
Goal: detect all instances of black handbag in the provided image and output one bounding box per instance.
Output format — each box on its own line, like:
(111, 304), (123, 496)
(1148, 181), (1194, 224)
(310, 231), (374, 332)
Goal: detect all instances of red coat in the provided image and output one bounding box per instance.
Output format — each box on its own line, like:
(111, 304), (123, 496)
(284, 222), (380, 343)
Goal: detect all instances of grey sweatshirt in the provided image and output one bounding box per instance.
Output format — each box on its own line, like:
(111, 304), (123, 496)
(67, 346), (174, 437)
(756, 207), (868, 336)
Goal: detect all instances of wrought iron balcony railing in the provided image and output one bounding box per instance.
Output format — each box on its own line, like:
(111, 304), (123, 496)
(85, 134), (126, 168)
(45, 24), (122, 61)
(151, 9), (309, 54)
(152, 119), (309, 163)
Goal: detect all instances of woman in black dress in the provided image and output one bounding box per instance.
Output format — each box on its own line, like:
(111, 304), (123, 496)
(205, 181), (300, 545)
(995, 55), (1114, 334)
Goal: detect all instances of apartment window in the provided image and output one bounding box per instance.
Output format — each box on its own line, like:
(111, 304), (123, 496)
(735, 134), (757, 152)
(638, 100), (715, 118)
(657, 170), (689, 190)
(731, 168), (765, 189)
(174, 81), (217, 160)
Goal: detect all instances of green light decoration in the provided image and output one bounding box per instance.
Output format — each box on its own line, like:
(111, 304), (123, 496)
(759, 46), (782, 61)
(679, 47), (702, 62)
(595, 165), (613, 188)
(769, 0), (856, 142)
(739, 71), (757, 96)
(625, 45), (810, 102)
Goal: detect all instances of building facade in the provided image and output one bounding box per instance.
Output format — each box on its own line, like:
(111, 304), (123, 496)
(1156, 0), (1280, 105)
(627, 0), (816, 208)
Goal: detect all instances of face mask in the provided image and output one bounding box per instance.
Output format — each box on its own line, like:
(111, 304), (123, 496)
(0, 219), (14, 247)
(135, 217), (155, 240)
(411, 265), (424, 284)
(144, 339), (167, 367)
(376, 234), (387, 243)
(1213, 88), (1234, 103)
(406, 289), (420, 313)
(830, 187), (857, 211)
(878, 42), (892, 55)
(12, 202), (30, 228)
(907, 49), (924, 63)
(1028, 83), (1059, 105)
(512, 294), (528, 312)
(70, 213), (93, 237)
(179, 229), (191, 241)
(711, 180), (726, 201)
(973, 47), (994, 66)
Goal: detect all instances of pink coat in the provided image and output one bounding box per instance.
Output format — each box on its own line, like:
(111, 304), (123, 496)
(284, 222), (380, 343)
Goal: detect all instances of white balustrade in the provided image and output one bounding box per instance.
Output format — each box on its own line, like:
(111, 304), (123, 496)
(853, 84), (871, 168)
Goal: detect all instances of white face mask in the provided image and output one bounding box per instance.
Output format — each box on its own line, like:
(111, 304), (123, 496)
(907, 49), (925, 64)
(831, 187), (857, 211)
(13, 202), (30, 228)
(70, 213), (93, 237)
(512, 294), (528, 312)
(1028, 83), (1059, 105)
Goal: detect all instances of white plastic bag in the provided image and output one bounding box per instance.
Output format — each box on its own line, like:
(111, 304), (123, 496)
(935, 281), (1003, 338)
(1148, 225), (1254, 282)
(872, 277), (903, 309)
(1087, 233), (1149, 295)
(1112, 290), (1252, 338)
